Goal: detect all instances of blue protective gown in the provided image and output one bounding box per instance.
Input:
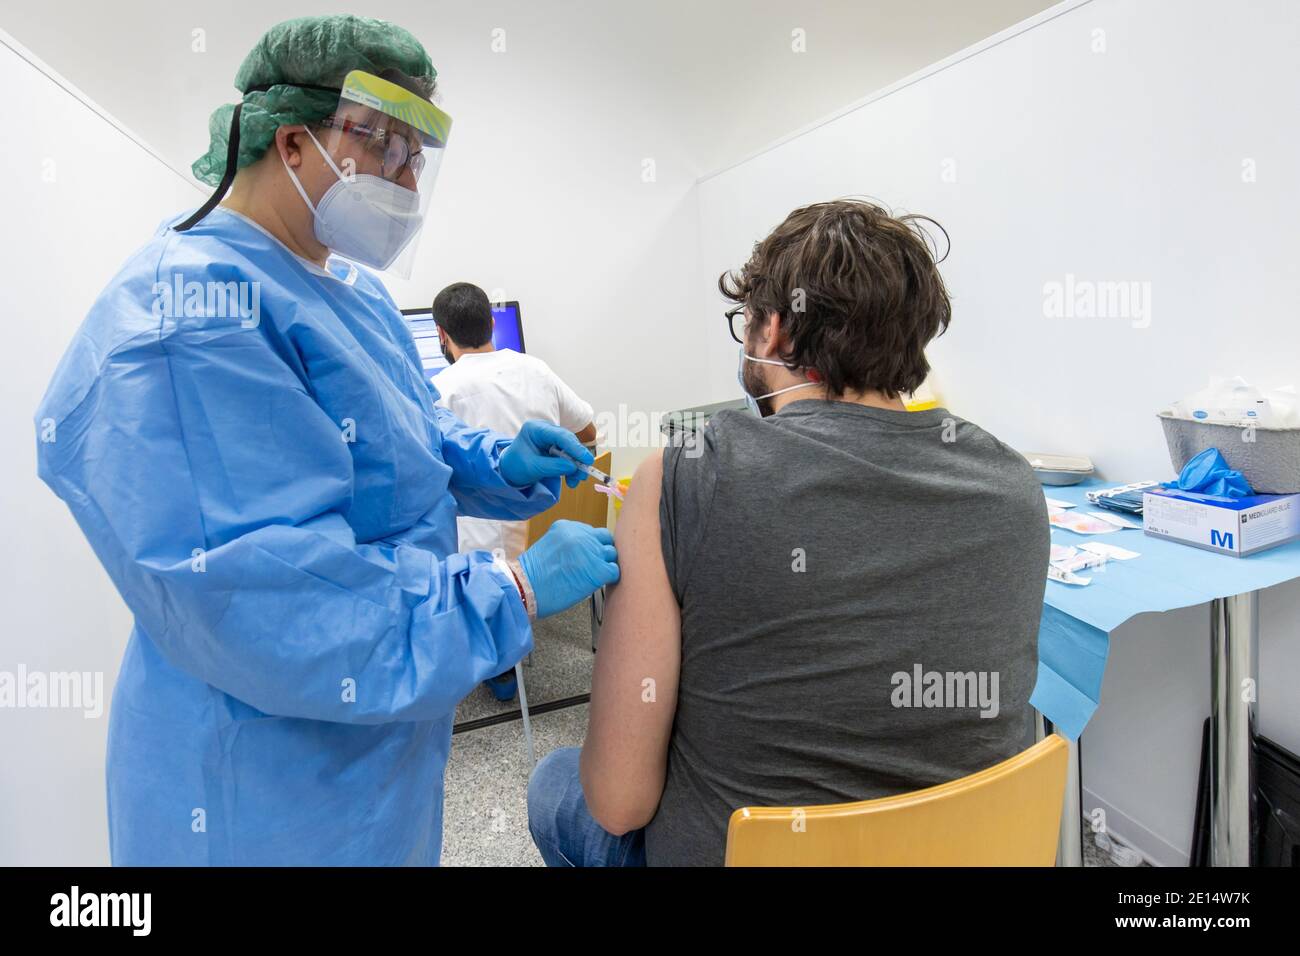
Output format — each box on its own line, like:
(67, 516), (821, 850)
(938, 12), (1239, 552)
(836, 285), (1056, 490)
(35, 208), (557, 865)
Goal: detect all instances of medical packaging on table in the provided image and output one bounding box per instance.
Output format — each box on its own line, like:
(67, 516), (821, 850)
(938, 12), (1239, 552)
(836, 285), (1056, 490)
(1143, 487), (1300, 557)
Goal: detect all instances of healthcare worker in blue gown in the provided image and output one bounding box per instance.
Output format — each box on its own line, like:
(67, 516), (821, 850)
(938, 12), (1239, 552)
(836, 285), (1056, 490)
(34, 15), (619, 865)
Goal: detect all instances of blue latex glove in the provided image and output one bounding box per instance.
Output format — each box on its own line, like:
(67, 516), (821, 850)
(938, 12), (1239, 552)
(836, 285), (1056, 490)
(499, 420), (594, 489)
(1172, 447), (1254, 498)
(519, 520), (620, 618)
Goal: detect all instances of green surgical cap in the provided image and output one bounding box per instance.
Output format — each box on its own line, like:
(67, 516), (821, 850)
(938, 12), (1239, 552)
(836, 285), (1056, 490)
(192, 15), (437, 186)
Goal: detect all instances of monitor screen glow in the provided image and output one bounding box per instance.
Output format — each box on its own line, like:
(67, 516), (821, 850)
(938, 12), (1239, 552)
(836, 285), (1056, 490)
(490, 302), (524, 353)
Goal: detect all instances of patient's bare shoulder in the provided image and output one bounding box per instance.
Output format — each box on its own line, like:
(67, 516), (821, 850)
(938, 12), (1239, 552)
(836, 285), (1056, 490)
(613, 450), (666, 577)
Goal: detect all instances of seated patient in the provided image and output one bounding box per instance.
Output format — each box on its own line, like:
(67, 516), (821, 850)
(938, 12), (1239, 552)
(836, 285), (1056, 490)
(527, 199), (1049, 866)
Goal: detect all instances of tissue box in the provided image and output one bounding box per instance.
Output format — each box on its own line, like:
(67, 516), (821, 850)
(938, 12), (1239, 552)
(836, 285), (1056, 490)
(1143, 487), (1300, 556)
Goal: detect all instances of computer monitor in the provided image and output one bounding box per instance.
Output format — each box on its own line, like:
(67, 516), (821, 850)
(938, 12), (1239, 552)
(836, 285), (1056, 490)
(401, 300), (525, 379)
(490, 301), (525, 353)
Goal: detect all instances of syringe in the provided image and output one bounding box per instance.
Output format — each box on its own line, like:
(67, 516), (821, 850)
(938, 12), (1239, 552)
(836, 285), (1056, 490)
(550, 448), (624, 500)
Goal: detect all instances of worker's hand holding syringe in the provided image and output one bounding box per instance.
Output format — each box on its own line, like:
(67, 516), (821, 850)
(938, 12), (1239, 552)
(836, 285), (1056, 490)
(498, 419), (624, 499)
(499, 420), (622, 618)
(547, 447), (625, 501)
(498, 421), (595, 489)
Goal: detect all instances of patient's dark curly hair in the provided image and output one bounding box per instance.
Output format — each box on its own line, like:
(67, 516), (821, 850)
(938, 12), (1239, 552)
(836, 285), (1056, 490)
(719, 198), (951, 399)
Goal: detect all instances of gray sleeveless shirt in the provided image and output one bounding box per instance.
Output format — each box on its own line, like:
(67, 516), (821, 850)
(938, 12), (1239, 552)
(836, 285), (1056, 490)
(644, 400), (1048, 866)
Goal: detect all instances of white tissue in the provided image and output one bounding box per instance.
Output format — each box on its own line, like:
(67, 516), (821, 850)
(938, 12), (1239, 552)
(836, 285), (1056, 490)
(1164, 377), (1299, 428)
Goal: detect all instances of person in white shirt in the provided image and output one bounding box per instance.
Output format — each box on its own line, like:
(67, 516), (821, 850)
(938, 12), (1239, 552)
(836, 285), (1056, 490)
(432, 282), (598, 700)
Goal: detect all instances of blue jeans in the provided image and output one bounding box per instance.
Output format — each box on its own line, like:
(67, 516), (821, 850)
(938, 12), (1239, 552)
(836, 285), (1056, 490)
(526, 747), (646, 867)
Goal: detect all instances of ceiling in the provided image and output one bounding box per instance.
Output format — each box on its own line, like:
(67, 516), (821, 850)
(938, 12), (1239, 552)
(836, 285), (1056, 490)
(2, 0), (1056, 180)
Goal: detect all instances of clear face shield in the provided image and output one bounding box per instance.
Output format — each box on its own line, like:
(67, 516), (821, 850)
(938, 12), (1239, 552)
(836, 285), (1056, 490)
(302, 70), (451, 279)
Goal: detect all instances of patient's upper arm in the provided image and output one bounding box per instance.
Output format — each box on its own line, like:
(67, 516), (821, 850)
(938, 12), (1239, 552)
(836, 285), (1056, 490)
(580, 449), (681, 834)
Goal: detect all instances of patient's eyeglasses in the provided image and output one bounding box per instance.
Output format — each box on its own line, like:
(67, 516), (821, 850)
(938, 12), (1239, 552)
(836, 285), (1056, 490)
(725, 305), (748, 344)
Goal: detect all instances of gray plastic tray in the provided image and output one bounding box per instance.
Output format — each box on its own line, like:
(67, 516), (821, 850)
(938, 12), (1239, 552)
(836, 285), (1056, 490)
(1157, 413), (1300, 494)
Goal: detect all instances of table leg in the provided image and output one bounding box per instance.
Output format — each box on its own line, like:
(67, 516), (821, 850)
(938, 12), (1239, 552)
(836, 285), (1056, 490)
(1037, 712), (1083, 867)
(1209, 592), (1259, 866)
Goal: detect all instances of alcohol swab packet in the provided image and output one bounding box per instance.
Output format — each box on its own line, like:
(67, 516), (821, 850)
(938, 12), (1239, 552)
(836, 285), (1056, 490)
(1080, 541), (1141, 560)
(1086, 510), (1141, 530)
(1050, 510), (1122, 534)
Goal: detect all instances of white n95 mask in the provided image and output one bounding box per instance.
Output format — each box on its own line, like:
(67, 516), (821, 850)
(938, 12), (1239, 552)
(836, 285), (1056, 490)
(283, 126), (424, 271)
(737, 346), (818, 417)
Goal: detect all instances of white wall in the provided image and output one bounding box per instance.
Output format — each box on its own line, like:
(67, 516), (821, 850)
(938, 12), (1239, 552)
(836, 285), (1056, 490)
(0, 33), (202, 865)
(0, 1), (1060, 214)
(695, 0), (1300, 864)
(342, 10), (710, 478)
(375, 8), (709, 470)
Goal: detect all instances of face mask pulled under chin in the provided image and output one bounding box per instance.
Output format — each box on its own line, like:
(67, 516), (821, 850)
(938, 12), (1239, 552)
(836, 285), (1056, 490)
(283, 127), (426, 272)
(736, 346), (818, 417)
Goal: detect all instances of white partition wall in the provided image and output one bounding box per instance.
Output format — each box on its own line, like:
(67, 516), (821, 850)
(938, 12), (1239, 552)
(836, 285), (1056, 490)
(0, 32), (203, 865)
(699, 0), (1299, 478)
(695, 0), (1300, 864)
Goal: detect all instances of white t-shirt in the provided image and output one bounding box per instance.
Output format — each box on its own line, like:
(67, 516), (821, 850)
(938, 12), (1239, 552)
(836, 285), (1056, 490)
(433, 348), (594, 559)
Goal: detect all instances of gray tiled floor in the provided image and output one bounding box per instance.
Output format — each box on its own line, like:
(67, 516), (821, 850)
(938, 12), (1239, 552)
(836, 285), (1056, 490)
(442, 703), (588, 866)
(442, 600), (596, 867)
